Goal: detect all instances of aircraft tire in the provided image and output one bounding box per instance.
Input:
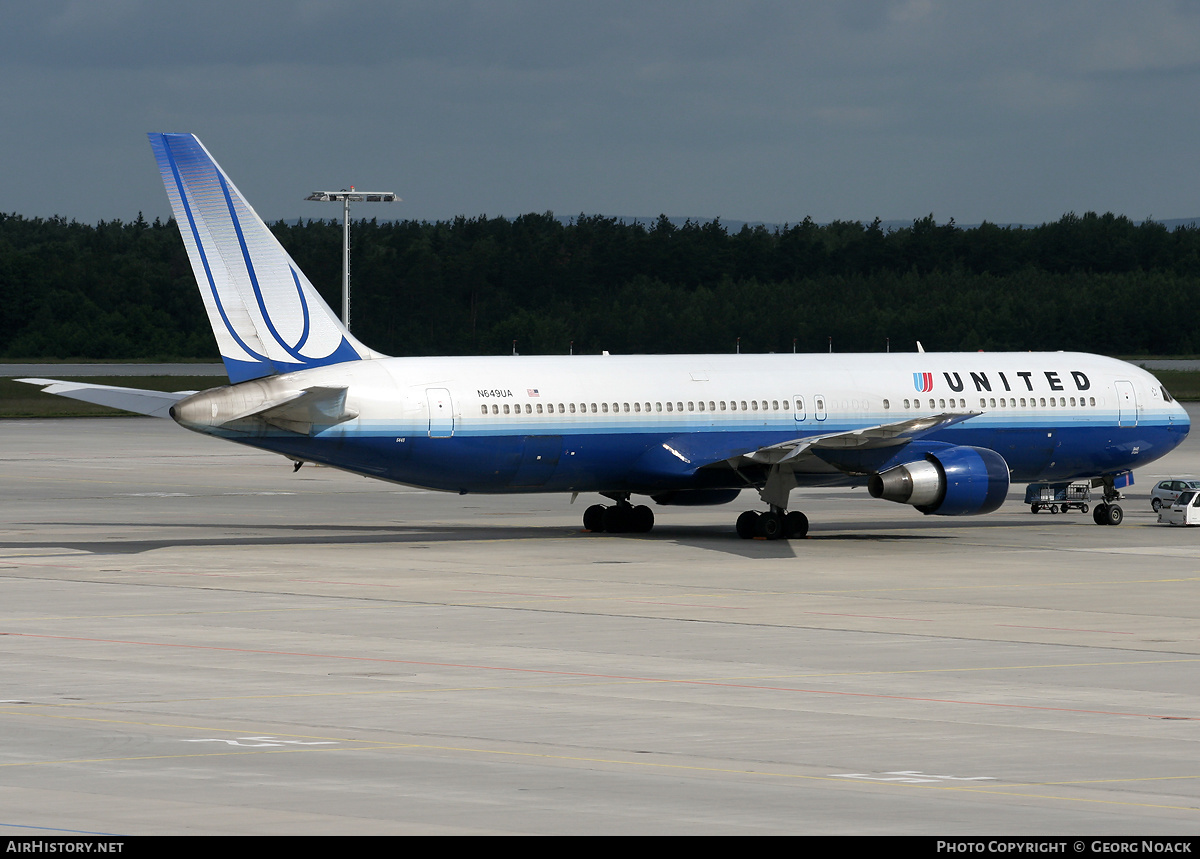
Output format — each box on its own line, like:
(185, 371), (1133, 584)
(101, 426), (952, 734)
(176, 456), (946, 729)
(584, 504), (606, 532)
(784, 511), (809, 539)
(1106, 503), (1124, 526)
(602, 505), (632, 533)
(757, 511), (784, 540)
(736, 511), (759, 539)
(632, 505), (654, 533)
(1092, 503), (1109, 525)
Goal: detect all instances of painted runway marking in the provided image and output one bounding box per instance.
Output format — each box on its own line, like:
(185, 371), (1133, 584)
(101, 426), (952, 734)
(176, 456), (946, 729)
(183, 736), (337, 747)
(834, 771), (997, 784)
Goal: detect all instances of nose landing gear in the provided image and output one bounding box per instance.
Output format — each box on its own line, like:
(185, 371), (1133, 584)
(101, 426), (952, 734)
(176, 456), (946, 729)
(1091, 475), (1125, 526)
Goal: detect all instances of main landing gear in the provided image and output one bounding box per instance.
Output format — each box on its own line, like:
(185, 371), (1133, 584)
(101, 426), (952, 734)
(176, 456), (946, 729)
(735, 507), (809, 540)
(583, 495), (655, 533)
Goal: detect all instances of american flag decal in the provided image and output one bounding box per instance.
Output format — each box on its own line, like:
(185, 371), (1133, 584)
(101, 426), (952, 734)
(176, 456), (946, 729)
(527, 388), (540, 397)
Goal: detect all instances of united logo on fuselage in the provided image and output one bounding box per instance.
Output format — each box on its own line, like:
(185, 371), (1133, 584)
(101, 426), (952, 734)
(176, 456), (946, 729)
(913, 369), (1091, 395)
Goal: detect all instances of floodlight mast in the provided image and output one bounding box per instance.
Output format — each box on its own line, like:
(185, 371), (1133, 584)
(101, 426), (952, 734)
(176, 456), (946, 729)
(304, 188), (399, 330)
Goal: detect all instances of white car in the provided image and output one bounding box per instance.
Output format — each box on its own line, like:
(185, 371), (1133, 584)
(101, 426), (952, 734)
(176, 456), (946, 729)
(1150, 479), (1200, 512)
(1158, 489), (1200, 526)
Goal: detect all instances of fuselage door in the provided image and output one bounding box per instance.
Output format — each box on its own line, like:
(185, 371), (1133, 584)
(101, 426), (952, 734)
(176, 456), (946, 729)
(1115, 380), (1138, 428)
(793, 395), (806, 423)
(427, 388), (454, 437)
(510, 435), (563, 487)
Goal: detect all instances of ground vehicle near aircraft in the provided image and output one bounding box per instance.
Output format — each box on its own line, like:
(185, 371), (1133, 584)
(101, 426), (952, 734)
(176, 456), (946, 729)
(1150, 478), (1200, 512)
(1158, 489), (1200, 525)
(20, 134), (1193, 538)
(1025, 482), (1092, 515)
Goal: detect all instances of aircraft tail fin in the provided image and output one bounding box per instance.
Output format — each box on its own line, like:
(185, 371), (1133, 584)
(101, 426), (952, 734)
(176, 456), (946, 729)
(148, 133), (379, 383)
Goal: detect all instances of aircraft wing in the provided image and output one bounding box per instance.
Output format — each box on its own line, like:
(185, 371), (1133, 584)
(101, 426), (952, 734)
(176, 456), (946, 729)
(725, 411), (981, 468)
(16, 378), (195, 419)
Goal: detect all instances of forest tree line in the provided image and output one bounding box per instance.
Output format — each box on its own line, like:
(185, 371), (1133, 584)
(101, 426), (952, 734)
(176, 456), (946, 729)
(2, 210), (1199, 360)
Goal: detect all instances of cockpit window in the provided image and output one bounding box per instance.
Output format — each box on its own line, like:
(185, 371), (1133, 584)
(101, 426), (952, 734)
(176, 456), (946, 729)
(1162, 386), (1175, 403)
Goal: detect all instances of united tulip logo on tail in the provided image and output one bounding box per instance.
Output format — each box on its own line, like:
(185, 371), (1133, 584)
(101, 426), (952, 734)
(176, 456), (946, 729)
(913, 372), (934, 393)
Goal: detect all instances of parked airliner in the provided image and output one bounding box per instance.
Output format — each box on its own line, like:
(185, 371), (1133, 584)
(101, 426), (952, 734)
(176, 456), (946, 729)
(21, 134), (1192, 538)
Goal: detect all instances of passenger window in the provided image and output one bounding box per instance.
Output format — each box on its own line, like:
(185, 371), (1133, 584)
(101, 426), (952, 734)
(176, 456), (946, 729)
(481, 405), (488, 415)
(688, 402), (695, 411)
(741, 401), (748, 410)
(884, 399), (890, 409)
(503, 404), (510, 414)
(602, 403), (609, 413)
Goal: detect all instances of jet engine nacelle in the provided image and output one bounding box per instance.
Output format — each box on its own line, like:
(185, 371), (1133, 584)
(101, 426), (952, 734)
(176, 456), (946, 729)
(867, 446), (1010, 516)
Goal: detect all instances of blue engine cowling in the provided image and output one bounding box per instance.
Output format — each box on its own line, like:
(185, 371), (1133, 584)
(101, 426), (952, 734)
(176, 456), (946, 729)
(868, 446), (1010, 516)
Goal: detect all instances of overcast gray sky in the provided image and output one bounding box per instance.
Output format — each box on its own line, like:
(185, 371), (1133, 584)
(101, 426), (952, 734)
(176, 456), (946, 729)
(4, 1), (1199, 226)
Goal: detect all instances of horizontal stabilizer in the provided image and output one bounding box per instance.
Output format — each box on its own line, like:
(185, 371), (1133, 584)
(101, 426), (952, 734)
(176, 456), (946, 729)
(219, 386), (356, 435)
(17, 378), (194, 419)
